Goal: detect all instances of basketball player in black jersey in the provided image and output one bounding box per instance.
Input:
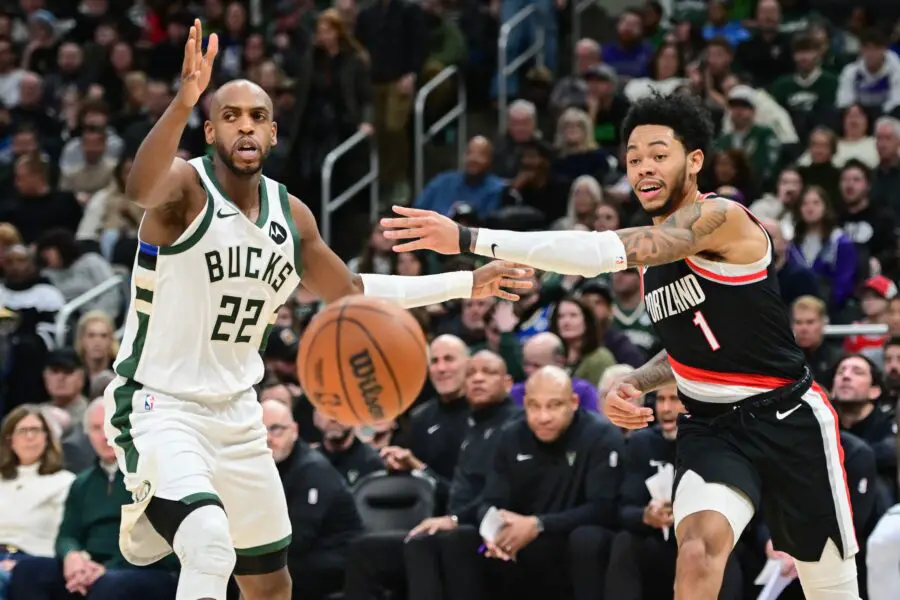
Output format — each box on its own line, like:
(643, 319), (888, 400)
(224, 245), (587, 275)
(381, 92), (861, 600)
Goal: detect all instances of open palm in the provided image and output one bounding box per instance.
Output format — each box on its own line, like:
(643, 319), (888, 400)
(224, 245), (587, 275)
(179, 19), (218, 108)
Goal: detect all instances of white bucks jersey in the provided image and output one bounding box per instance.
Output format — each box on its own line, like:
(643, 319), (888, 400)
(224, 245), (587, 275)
(114, 156), (302, 400)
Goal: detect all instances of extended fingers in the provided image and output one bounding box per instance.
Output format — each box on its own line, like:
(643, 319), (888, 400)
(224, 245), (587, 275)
(497, 278), (533, 289)
(391, 240), (428, 253)
(383, 227), (425, 240)
(205, 32), (219, 61)
(392, 205), (435, 217)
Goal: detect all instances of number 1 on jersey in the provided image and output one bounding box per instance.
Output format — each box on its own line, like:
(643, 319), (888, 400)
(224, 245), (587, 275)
(692, 310), (721, 351)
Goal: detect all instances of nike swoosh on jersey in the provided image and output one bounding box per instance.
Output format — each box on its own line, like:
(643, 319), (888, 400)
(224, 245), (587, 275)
(217, 208), (239, 218)
(490, 243), (498, 258)
(775, 404), (802, 420)
(516, 454), (532, 461)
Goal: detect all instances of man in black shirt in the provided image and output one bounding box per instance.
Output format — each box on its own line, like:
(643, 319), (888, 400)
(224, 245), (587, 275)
(434, 366), (623, 600)
(792, 296), (842, 388)
(380, 334), (472, 512)
(313, 409), (384, 486)
(343, 350), (517, 600)
(402, 351), (522, 599)
(263, 401), (363, 600)
(832, 355), (898, 504)
(606, 384), (743, 600)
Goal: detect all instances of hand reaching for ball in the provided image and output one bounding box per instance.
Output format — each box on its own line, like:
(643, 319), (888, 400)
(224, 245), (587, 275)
(471, 262), (534, 301)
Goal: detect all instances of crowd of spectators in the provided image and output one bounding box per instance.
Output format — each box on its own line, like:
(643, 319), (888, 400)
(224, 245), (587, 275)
(0, 0), (899, 599)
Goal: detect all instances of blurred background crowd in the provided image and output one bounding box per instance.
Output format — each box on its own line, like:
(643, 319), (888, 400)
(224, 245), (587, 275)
(0, 0), (899, 599)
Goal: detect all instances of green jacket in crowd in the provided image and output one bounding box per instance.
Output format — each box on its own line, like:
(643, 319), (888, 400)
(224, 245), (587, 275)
(715, 124), (782, 188)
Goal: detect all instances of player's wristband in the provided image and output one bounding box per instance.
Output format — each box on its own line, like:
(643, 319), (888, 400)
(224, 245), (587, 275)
(458, 226), (473, 254)
(472, 228), (628, 276)
(361, 271), (473, 309)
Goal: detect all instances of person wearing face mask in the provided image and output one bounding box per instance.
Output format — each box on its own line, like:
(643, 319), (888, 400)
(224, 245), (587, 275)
(312, 410), (384, 487)
(262, 400), (363, 600)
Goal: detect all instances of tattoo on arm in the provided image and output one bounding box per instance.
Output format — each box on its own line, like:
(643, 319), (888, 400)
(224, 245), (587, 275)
(624, 350), (675, 393)
(616, 198), (730, 267)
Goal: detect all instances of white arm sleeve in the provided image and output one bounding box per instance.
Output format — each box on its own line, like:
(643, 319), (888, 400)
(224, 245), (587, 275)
(472, 228), (628, 277)
(360, 271), (473, 308)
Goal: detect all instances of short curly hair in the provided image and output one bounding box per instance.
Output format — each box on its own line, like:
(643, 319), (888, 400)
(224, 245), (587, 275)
(621, 92), (715, 156)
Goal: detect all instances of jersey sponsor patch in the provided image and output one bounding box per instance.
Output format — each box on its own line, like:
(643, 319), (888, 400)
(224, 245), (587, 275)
(269, 221), (288, 244)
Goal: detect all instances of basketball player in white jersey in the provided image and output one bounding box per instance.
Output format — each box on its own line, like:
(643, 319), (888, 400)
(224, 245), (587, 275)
(102, 21), (530, 600)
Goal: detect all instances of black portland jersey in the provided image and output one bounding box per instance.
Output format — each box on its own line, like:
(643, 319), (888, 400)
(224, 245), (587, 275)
(640, 200), (805, 402)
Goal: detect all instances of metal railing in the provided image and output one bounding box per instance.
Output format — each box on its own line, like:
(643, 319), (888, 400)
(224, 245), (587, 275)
(571, 0), (596, 71)
(498, 5), (545, 133)
(413, 66), (467, 197)
(321, 129), (379, 247)
(823, 323), (888, 338)
(54, 275), (124, 347)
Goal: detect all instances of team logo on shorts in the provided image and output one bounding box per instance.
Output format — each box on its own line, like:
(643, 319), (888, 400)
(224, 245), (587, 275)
(134, 480), (152, 503)
(144, 394), (155, 411)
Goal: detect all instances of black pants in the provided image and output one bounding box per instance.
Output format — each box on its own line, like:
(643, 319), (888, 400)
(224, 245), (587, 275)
(604, 530), (744, 600)
(8, 556), (178, 600)
(290, 551), (347, 600)
(405, 524), (614, 600)
(343, 530), (407, 600)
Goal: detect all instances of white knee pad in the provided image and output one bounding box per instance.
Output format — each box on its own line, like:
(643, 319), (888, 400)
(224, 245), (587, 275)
(173, 505), (236, 600)
(794, 539), (860, 600)
(673, 470), (755, 548)
(866, 506), (900, 600)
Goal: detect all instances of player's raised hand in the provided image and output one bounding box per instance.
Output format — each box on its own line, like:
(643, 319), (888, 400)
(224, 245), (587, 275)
(381, 206), (463, 254)
(472, 261), (534, 301)
(179, 19), (218, 108)
(604, 380), (654, 429)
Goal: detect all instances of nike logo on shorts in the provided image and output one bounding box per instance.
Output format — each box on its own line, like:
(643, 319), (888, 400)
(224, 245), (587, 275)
(516, 454), (532, 461)
(217, 208), (239, 218)
(776, 404), (802, 420)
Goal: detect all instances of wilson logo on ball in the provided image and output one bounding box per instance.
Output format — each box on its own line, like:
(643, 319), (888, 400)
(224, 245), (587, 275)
(349, 349), (385, 420)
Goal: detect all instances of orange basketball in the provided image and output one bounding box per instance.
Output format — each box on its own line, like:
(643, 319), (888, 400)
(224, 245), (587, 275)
(297, 295), (428, 426)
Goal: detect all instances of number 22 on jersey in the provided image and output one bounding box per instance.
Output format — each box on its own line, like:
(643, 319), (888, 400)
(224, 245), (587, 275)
(692, 310), (721, 351)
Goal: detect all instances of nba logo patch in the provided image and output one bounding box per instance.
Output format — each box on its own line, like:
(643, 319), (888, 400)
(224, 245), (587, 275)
(144, 394), (155, 411)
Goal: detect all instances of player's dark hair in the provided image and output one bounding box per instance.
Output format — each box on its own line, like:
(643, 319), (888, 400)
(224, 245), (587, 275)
(884, 336), (900, 351)
(621, 91), (715, 157)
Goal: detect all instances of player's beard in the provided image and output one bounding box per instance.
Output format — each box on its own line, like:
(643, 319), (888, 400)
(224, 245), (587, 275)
(215, 140), (269, 177)
(643, 165), (689, 219)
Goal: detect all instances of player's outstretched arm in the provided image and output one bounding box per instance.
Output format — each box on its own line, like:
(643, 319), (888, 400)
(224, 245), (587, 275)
(126, 20), (218, 210)
(287, 195), (533, 306)
(382, 199), (749, 275)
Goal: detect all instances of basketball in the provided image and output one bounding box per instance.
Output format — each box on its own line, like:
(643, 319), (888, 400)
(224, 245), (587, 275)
(297, 295), (428, 426)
